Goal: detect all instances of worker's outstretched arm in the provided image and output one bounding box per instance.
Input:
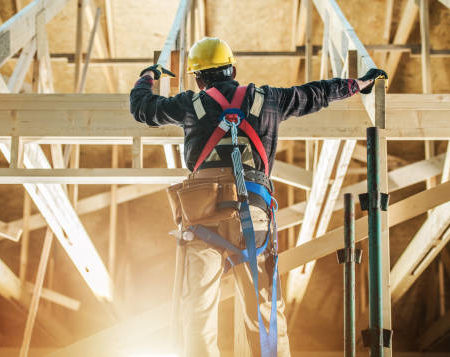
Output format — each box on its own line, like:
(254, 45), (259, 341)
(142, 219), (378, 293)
(274, 68), (387, 120)
(129, 66), (193, 127)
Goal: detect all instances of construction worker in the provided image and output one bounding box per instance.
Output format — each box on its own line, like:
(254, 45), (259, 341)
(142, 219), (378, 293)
(130, 37), (387, 357)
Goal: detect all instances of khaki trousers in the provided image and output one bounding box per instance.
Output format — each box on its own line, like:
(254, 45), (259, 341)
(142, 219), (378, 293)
(179, 205), (291, 357)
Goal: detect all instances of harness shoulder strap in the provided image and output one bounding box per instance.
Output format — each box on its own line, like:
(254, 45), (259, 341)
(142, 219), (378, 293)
(192, 92), (206, 120)
(206, 86), (247, 110)
(250, 87), (265, 118)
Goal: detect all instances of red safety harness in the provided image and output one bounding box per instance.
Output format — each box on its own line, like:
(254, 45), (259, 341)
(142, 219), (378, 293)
(193, 86), (269, 176)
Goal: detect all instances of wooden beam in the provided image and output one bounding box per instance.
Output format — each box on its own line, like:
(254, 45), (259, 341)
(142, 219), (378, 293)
(0, 218), (22, 241)
(379, 0), (395, 66)
(312, 0), (378, 122)
(74, 0), (84, 91)
(0, 94), (449, 141)
(35, 8), (54, 93)
(77, 6), (101, 93)
(0, 0), (70, 67)
(271, 160), (313, 190)
(391, 205), (450, 303)
(352, 143), (409, 168)
(109, 145), (118, 281)
(385, 0), (419, 88)
(84, 0), (115, 92)
(19, 191), (31, 283)
(7, 38), (36, 92)
(0, 168), (190, 184)
(3, 184), (168, 236)
(19, 229), (53, 357)
(438, 0), (450, 8)
(0, 141), (113, 300)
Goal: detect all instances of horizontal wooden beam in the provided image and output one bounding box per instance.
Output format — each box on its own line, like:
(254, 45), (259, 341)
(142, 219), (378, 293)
(0, 168), (190, 184)
(272, 160), (312, 190)
(0, 94), (448, 141)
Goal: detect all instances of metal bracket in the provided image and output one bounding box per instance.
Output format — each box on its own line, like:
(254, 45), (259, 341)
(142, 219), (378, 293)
(336, 248), (363, 264)
(358, 192), (389, 211)
(361, 328), (393, 348)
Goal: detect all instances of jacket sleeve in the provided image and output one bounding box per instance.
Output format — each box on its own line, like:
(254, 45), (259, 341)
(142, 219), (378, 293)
(270, 78), (360, 121)
(129, 75), (192, 127)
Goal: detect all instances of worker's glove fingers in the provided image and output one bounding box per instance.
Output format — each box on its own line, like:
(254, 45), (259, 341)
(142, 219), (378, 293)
(358, 68), (388, 94)
(139, 64), (176, 79)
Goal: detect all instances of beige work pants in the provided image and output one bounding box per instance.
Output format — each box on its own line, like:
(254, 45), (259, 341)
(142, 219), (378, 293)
(179, 206), (291, 357)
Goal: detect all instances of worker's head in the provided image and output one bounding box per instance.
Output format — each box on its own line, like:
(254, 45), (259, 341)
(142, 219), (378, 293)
(187, 37), (236, 89)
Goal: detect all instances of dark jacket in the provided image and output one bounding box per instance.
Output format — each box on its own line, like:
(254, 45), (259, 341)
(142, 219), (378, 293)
(130, 76), (359, 175)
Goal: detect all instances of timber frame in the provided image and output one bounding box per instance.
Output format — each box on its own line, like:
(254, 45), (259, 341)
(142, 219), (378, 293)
(0, 0), (449, 354)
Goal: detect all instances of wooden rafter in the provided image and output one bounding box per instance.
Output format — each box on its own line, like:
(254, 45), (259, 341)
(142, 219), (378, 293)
(385, 0), (419, 88)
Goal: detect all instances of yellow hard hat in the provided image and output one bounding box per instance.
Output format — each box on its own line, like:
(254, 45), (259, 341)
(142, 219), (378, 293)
(187, 37), (236, 73)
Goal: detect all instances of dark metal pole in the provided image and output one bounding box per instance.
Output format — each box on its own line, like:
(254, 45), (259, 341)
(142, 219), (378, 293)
(343, 193), (356, 357)
(367, 126), (384, 357)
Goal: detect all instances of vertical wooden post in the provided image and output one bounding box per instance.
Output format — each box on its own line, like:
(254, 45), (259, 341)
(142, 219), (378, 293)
(304, 0), (312, 82)
(132, 137), (143, 169)
(10, 136), (22, 169)
(109, 144), (118, 283)
(19, 191), (31, 284)
(19, 229), (54, 357)
(69, 144), (80, 209)
(74, 0), (84, 91)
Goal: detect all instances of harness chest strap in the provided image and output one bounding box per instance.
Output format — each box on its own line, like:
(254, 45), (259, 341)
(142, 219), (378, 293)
(192, 86), (269, 175)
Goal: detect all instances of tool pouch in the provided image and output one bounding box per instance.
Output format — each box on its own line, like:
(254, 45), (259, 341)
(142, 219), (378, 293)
(166, 174), (239, 228)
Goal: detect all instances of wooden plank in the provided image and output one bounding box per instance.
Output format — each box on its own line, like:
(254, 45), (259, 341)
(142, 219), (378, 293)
(35, 9), (53, 93)
(19, 191), (31, 283)
(7, 38), (36, 92)
(271, 160), (313, 190)
(9, 135), (22, 168)
(391, 204), (450, 303)
(3, 184), (169, 235)
(109, 145), (118, 280)
(132, 137), (143, 169)
(84, 0), (115, 92)
(379, 0), (395, 66)
(420, 0), (432, 94)
(74, 0), (84, 91)
(24, 282), (80, 311)
(0, 94), (449, 140)
(312, 0), (377, 122)
(304, 0), (312, 81)
(77, 7), (101, 93)
(19, 229), (53, 357)
(0, 219), (22, 241)
(385, 0), (419, 87)
(0, 0), (70, 67)
(0, 168), (190, 184)
(438, 0), (450, 8)
(0, 141), (113, 300)
(285, 139), (341, 304)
